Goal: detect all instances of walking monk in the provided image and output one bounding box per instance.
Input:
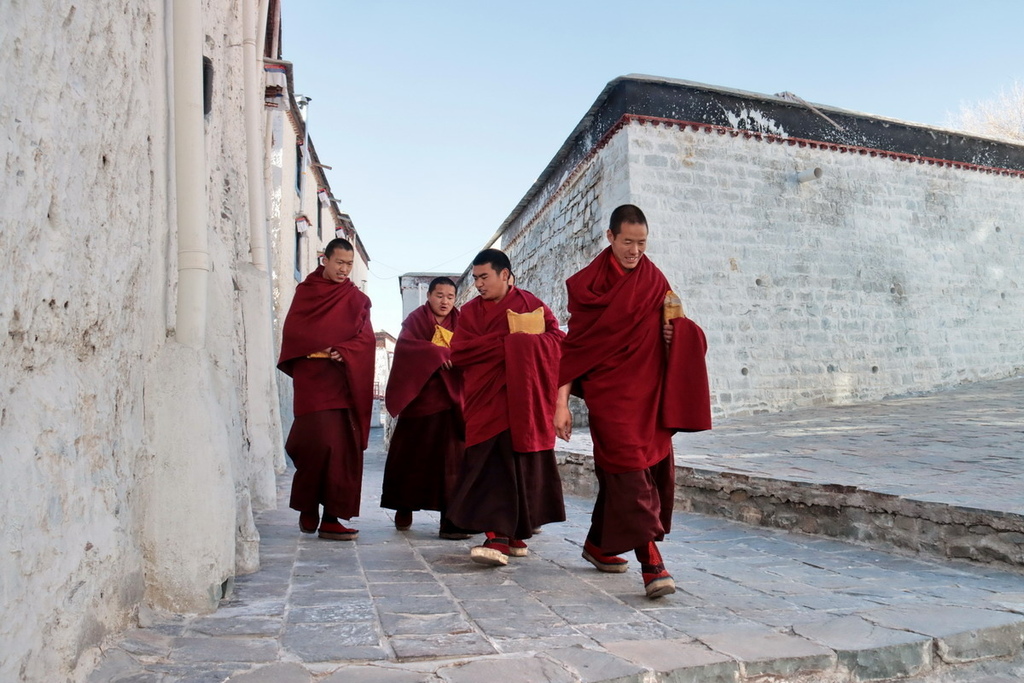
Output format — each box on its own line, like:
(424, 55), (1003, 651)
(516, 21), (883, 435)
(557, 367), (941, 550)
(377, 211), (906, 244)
(278, 238), (375, 541)
(554, 204), (711, 598)
(446, 249), (566, 566)
(381, 276), (470, 539)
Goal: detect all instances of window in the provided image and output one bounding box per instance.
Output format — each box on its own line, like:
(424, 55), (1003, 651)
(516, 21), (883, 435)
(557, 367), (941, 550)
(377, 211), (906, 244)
(202, 57), (213, 117)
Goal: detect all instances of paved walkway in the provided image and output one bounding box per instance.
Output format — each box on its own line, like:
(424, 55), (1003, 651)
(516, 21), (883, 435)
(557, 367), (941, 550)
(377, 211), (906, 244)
(677, 376), (1024, 517)
(86, 378), (1024, 682)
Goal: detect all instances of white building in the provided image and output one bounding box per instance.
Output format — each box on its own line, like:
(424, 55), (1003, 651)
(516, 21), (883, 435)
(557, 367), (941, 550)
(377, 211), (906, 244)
(472, 75), (1024, 417)
(264, 58), (371, 430)
(399, 272), (464, 319)
(0, 1), (368, 679)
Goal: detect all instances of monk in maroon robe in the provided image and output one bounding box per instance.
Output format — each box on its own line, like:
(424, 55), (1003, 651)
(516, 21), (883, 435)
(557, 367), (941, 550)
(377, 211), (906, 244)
(381, 277), (470, 538)
(278, 238), (375, 541)
(446, 249), (566, 567)
(555, 204), (711, 598)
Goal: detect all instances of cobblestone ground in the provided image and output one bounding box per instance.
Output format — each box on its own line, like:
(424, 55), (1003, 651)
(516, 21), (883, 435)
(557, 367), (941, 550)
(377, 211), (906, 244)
(85, 378), (1024, 682)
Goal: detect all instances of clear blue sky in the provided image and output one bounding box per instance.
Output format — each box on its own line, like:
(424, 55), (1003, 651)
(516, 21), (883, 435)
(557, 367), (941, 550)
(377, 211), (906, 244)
(281, 0), (1023, 335)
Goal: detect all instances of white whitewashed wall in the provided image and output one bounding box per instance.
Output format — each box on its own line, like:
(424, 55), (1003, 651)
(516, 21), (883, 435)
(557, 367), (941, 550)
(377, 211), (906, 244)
(0, 2), (282, 679)
(503, 120), (1023, 417)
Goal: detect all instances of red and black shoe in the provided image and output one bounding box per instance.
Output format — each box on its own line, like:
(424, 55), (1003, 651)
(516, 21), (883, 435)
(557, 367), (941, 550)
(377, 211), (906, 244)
(582, 540), (628, 573)
(508, 538), (529, 558)
(394, 509), (413, 531)
(636, 541), (675, 599)
(318, 516), (358, 541)
(470, 532), (510, 566)
(438, 518), (473, 540)
(299, 510), (319, 535)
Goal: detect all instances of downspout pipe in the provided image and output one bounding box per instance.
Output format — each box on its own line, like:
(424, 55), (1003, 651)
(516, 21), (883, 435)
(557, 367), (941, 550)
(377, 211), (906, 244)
(173, 0), (209, 348)
(256, 0), (270, 62)
(244, 0), (268, 270)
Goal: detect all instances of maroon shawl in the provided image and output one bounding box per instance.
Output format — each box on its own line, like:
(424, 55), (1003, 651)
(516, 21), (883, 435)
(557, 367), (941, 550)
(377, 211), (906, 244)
(385, 303), (463, 419)
(278, 267), (375, 450)
(451, 287), (564, 451)
(559, 248), (710, 473)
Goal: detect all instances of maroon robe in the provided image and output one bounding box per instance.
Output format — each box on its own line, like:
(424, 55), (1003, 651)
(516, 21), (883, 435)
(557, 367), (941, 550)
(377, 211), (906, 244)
(381, 304), (464, 513)
(560, 247), (711, 553)
(445, 287), (566, 539)
(278, 267), (375, 519)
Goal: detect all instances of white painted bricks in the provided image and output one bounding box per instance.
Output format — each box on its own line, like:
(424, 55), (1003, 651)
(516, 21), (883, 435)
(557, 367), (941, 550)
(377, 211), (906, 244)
(503, 120), (1022, 418)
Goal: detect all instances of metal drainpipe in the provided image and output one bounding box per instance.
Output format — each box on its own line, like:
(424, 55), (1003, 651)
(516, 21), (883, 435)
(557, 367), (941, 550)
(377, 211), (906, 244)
(256, 0), (270, 62)
(172, 0), (209, 348)
(244, 0), (268, 271)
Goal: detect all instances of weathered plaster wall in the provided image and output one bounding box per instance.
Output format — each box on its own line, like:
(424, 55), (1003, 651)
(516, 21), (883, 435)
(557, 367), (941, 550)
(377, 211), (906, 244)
(503, 119), (1023, 417)
(0, 1), (281, 679)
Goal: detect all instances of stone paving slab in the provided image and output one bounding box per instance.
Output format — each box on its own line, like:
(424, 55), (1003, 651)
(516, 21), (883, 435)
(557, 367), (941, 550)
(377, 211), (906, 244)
(792, 615), (933, 680)
(83, 379), (1024, 682)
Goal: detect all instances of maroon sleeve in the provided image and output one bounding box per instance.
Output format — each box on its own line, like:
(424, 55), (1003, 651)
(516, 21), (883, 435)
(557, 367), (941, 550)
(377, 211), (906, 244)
(659, 317), (712, 433)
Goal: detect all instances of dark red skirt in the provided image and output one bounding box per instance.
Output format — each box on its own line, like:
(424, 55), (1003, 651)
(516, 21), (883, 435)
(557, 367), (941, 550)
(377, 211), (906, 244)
(587, 452), (675, 555)
(380, 408), (464, 513)
(286, 409), (363, 520)
(446, 430), (566, 540)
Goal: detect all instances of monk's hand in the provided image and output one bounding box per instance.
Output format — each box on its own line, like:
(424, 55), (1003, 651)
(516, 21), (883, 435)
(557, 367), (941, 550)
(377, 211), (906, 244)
(441, 359), (453, 370)
(328, 348), (344, 363)
(554, 403), (572, 442)
(663, 321), (674, 346)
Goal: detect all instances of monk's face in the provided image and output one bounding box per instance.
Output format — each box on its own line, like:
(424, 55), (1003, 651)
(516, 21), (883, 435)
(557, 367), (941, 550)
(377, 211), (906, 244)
(427, 284), (457, 319)
(472, 263), (510, 302)
(607, 221), (648, 271)
(322, 248), (354, 284)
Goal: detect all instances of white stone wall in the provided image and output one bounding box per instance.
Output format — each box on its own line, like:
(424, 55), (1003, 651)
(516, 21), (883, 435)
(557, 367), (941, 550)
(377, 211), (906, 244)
(505, 120), (1023, 417)
(0, 2), (282, 679)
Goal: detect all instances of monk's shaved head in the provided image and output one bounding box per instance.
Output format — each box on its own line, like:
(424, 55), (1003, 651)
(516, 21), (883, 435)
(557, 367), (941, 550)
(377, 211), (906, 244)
(324, 238), (354, 259)
(609, 205), (648, 236)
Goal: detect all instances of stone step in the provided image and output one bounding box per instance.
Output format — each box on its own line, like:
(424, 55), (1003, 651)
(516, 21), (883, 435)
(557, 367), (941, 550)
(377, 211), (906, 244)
(556, 377), (1024, 574)
(557, 450), (1024, 573)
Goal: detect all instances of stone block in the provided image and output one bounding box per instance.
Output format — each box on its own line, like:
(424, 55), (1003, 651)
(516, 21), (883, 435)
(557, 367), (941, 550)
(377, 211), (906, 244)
(792, 615), (932, 680)
(226, 663), (313, 683)
(545, 645), (646, 683)
(388, 632), (495, 660)
(287, 600), (377, 623)
(321, 665), (433, 683)
(116, 629), (174, 658)
(698, 628), (836, 678)
(190, 616), (283, 637)
(604, 637), (739, 683)
(168, 636), (278, 664)
(282, 622), (381, 662)
(378, 611), (473, 637)
(84, 649), (147, 683)
(862, 605), (1024, 663)
(438, 655), (576, 683)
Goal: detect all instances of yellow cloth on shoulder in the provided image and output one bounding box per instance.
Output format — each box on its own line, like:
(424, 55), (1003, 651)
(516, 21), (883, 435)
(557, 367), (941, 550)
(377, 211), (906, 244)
(431, 324), (454, 348)
(663, 290), (686, 323)
(507, 307), (545, 334)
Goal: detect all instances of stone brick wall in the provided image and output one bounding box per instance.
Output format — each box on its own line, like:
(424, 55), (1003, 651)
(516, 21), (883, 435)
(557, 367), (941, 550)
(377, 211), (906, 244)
(502, 118), (1023, 418)
(0, 2), (281, 679)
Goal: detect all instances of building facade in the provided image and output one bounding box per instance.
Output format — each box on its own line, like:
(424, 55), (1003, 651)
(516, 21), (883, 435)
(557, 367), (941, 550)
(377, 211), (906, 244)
(475, 75), (1023, 418)
(0, 1), (368, 679)
(264, 59), (371, 431)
